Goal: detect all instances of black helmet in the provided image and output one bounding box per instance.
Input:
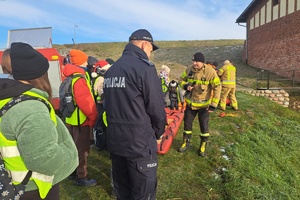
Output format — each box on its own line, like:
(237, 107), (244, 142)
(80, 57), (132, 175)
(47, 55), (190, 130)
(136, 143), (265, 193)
(206, 61), (213, 65)
(213, 61), (218, 68)
(88, 56), (98, 66)
(106, 58), (115, 65)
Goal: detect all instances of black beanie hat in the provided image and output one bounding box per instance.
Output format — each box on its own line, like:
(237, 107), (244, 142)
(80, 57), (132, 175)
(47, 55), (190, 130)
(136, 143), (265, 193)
(213, 61), (218, 67)
(10, 42), (49, 80)
(192, 52), (205, 63)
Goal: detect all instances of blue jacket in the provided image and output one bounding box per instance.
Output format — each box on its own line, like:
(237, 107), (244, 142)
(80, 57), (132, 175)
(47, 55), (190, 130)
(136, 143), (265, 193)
(103, 43), (166, 157)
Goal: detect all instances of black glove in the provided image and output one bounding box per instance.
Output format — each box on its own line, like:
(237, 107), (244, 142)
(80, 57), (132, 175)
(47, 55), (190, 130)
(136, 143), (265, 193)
(183, 84), (189, 90)
(208, 106), (216, 112)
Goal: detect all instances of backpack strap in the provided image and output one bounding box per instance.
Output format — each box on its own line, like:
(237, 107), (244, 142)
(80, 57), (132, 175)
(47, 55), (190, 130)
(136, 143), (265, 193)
(20, 169), (32, 185)
(0, 94), (51, 117)
(71, 73), (85, 132)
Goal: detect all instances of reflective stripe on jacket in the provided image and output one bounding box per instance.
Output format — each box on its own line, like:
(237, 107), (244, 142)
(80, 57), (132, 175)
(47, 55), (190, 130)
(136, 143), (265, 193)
(179, 65), (221, 109)
(218, 64), (236, 87)
(0, 91), (56, 199)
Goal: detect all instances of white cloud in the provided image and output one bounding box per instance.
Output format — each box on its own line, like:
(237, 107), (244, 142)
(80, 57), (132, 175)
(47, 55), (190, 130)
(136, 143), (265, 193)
(0, 0), (252, 47)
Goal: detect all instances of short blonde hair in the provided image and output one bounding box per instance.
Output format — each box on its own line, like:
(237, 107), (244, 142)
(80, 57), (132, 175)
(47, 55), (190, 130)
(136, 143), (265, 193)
(223, 60), (231, 65)
(161, 65), (170, 74)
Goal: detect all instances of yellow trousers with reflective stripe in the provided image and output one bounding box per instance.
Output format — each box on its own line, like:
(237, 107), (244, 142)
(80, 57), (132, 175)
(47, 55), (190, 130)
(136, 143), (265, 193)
(220, 86), (238, 110)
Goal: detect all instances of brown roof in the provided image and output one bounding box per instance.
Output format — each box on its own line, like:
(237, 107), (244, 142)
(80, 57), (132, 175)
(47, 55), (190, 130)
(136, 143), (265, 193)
(236, 0), (257, 23)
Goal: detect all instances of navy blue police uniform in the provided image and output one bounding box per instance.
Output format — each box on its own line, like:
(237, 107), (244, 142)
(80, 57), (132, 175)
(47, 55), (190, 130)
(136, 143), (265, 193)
(103, 43), (166, 200)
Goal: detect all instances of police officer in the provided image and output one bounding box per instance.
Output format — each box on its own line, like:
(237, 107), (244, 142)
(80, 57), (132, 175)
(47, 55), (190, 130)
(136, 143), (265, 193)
(103, 29), (166, 200)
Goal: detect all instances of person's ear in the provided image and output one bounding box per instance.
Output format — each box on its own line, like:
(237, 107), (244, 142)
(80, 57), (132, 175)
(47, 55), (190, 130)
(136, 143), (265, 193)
(141, 41), (148, 50)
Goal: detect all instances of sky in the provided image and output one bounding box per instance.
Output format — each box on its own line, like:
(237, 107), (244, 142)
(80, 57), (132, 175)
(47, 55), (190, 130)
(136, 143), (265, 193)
(0, 0), (253, 49)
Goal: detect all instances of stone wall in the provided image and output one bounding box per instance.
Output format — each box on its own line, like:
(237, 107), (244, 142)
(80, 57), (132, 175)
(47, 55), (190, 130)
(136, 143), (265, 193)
(289, 97), (300, 111)
(241, 89), (290, 107)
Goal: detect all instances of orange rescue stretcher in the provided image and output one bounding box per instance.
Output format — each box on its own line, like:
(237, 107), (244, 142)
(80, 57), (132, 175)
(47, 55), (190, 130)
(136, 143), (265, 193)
(157, 103), (185, 155)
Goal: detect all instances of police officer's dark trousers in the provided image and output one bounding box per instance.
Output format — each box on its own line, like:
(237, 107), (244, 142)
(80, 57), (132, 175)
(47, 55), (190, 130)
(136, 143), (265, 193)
(111, 152), (158, 200)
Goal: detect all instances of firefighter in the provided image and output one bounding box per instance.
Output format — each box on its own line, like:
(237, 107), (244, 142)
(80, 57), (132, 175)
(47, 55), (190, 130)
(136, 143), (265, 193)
(178, 52), (221, 156)
(217, 60), (238, 111)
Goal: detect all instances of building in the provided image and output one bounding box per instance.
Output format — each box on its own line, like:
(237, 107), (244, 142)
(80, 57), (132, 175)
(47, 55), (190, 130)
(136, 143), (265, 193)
(236, 0), (300, 80)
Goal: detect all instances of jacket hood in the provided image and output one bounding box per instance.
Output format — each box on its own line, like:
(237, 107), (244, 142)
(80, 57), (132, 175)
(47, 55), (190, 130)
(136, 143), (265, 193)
(0, 79), (33, 100)
(62, 64), (86, 77)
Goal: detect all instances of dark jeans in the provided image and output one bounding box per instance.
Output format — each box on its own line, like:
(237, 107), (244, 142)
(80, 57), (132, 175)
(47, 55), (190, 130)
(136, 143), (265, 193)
(111, 153), (158, 200)
(183, 106), (209, 133)
(21, 183), (59, 200)
(170, 100), (178, 110)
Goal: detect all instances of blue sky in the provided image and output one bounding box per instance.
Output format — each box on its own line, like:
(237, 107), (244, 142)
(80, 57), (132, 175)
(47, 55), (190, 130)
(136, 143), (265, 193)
(0, 0), (252, 48)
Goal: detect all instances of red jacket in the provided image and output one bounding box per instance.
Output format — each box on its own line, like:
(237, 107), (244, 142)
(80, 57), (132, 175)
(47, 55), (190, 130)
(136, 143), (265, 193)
(62, 64), (97, 127)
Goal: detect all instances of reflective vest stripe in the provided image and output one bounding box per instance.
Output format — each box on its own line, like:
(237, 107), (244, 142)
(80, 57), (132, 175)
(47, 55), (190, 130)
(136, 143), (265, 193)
(0, 146), (19, 157)
(11, 171), (30, 182)
(32, 172), (54, 182)
(10, 171), (54, 183)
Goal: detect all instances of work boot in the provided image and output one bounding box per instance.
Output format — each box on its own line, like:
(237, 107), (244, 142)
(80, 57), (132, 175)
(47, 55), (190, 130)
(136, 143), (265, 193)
(198, 136), (208, 157)
(74, 177), (97, 187)
(177, 133), (191, 152)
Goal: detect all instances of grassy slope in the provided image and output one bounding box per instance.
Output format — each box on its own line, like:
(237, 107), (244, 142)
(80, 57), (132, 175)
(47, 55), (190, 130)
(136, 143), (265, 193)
(56, 40), (300, 200)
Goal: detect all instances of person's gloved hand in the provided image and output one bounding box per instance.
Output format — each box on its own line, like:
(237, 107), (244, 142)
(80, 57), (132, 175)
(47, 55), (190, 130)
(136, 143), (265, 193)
(208, 105), (216, 112)
(156, 134), (163, 140)
(183, 84), (189, 90)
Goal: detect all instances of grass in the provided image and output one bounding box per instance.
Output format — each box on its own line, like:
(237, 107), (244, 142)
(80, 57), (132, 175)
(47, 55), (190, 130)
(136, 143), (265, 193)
(60, 92), (300, 200)
(55, 40), (300, 199)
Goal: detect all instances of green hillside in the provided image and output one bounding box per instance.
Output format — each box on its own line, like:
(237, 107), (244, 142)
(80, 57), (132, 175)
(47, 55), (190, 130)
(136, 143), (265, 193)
(54, 39), (258, 88)
(57, 40), (300, 200)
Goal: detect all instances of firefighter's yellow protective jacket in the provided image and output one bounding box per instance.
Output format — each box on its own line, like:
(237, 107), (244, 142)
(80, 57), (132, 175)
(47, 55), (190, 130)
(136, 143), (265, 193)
(179, 65), (221, 109)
